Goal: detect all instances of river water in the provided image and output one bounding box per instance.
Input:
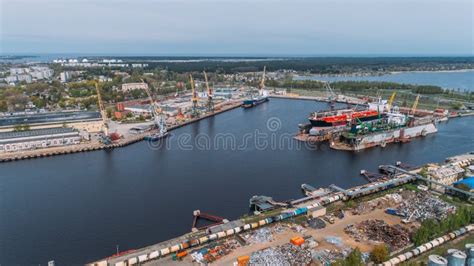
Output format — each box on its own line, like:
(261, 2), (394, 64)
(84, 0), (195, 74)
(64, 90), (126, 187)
(295, 70), (474, 91)
(1, 98), (473, 264)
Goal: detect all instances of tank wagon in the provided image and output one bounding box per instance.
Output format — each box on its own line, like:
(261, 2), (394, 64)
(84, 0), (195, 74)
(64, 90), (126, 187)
(382, 224), (474, 265)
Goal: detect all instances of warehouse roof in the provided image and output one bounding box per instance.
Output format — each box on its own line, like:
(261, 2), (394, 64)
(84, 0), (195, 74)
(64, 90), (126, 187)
(0, 111), (101, 127)
(0, 127), (78, 140)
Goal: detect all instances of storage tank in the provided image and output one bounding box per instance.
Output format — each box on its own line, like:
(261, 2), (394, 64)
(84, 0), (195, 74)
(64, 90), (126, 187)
(447, 250), (466, 266)
(428, 255), (448, 266)
(465, 243), (474, 257)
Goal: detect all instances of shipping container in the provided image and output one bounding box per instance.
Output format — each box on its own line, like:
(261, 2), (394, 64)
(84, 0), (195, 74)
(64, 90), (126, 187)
(199, 236), (209, 244)
(251, 223), (259, 229)
(290, 236), (305, 246)
(177, 251), (187, 259)
(237, 255), (250, 266)
(217, 232), (226, 238)
(258, 220), (266, 226)
(209, 234), (218, 240)
(243, 224), (251, 230)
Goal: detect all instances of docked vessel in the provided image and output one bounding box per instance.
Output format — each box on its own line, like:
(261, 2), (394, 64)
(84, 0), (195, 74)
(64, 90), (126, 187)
(242, 95), (269, 108)
(330, 118), (437, 151)
(308, 109), (380, 136)
(144, 116), (168, 141)
(243, 66), (269, 108)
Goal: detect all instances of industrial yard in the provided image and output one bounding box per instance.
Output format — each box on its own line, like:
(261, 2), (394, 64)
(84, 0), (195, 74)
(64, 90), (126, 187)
(88, 152), (474, 266)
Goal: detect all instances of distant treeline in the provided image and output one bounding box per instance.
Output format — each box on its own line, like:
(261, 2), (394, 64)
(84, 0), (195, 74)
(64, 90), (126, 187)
(267, 79), (471, 96)
(123, 57), (474, 74)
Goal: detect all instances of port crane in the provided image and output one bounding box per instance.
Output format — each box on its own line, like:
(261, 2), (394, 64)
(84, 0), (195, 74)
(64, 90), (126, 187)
(143, 84), (167, 133)
(203, 71), (214, 112)
(323, 81), (337, 110)
(386, 91), (397, 112)
(95, 82), (112, 145)
(189, 74), (199, 117)
(259, 66), (266, 90)
(411, 94), (420, 115)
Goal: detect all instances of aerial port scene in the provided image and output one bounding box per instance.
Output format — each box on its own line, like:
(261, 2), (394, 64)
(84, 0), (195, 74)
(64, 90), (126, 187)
(1, 0), (474, 265)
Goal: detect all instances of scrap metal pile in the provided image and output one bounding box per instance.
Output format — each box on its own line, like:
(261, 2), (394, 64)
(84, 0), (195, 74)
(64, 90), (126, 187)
(249, 243), (313, 265)
(246, 227), (273, 244)
(344, 219), (410, 251)
(190, 239), (241, 264)
(395, 192), (455, 221)
(352, 193), (402, 215)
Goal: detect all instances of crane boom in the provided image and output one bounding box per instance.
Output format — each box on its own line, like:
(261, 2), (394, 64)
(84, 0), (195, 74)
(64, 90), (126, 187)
(411, 94), (420, 115)
(95, 82), (108, 136)
(189, 74), (199, 117)
(259, 66), (266, 90)
(203, 71), (214, 112)
(386, 91), (397, 112)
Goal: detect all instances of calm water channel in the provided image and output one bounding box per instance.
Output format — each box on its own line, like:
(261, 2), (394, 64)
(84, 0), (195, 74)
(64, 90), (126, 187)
(1, 98), (474, 264)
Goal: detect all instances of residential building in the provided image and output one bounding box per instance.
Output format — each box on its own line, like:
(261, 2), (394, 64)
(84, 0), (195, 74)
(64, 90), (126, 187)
(121, 82), (148, 92)
(60, 72), (70, 83)
(0, 127), (81, 153)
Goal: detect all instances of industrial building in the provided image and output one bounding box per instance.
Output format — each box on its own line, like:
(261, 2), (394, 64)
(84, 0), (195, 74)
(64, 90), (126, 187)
(0, 127), (81, 153)
(0, 111), (103, 133)
(427, 164), (465, 191)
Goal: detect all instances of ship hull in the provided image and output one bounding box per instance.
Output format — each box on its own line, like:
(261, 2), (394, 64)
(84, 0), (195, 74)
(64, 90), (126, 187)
(330, 123), (437, 151)
(242, 96), (268, 108)
(144, 132), (169, 141)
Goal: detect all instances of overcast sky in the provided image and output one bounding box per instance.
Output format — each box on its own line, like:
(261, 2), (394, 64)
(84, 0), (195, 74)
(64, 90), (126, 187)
(1, 0), (473, 55)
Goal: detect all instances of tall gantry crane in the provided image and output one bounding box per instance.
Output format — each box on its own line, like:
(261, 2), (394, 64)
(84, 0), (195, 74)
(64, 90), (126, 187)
(189, 74), (199, 117)
(203, 71), (214, 112)
(95, 82), (111, 144)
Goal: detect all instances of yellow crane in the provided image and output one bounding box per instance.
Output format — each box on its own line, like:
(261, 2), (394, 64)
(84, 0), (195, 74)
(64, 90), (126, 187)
(386, 91), (397, 112)
(94, 81), (109, 137)
(189, 74), (199, 117)
(203, 71), (213, 112)
(411, 94), (420, 115)
(259, 66), (266, 90)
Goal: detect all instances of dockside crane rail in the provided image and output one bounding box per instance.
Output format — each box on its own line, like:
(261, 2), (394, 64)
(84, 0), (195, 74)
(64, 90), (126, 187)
(203, 71), (214, 112)
(411, 94), (420, 115)
(95, 81), (109, 136)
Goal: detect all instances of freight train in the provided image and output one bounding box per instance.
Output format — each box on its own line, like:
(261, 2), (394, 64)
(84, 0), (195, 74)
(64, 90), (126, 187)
(91, 194), (344, 266)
